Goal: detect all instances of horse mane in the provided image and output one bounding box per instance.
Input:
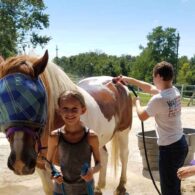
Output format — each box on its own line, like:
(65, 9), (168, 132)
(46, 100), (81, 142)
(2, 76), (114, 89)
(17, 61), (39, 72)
(41, 61), (77, 132)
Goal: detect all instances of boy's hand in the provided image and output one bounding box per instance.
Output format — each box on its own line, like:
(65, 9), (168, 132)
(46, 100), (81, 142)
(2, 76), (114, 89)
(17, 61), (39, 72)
(112, 75), (122, 84)
(113, 75), (132, 86)
(133, 96), (140, 105)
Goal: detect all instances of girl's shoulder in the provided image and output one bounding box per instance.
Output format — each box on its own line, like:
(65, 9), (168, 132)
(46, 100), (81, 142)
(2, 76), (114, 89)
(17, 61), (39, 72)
(86, 128), (99, 146)
(86, 128), (98, 137)
(50, 127), (65, 136)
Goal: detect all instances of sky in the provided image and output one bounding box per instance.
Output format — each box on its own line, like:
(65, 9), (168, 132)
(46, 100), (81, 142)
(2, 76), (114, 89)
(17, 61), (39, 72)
(34, 0), (195, 59)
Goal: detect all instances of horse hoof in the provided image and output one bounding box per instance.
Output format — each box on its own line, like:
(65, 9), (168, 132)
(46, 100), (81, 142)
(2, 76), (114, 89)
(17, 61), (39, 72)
(94, 187), (102, 195)
(95, 192), (102, 195)
(114, 186), (127, 195)
(114, 192), (129, 195)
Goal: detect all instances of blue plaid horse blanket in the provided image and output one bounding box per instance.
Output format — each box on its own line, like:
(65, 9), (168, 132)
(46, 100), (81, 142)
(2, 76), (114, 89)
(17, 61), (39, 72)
(0, 73), (47, 130)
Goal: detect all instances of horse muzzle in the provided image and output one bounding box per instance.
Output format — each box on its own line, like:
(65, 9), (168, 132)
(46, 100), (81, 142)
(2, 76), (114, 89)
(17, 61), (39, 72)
(7, 150), (37, 175)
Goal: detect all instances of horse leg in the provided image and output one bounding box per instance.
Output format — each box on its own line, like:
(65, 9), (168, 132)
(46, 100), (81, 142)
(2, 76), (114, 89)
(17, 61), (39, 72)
(95, 146), (108, 195)
(36, 167), (53, 195)
(115, 128), (130, 195)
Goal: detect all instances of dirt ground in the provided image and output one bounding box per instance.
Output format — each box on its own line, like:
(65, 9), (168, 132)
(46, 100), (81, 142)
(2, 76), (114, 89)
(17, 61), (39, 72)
(0, 106), (195, 195)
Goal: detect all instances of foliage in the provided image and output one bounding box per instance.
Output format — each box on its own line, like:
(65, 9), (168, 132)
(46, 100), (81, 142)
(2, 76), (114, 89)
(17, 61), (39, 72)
(177, 62), (191, 84)
(147, 26), (179, 65)
(0, 0), (50, 58)
(130, 26), (180, 82)
(55, 52), (135, 77)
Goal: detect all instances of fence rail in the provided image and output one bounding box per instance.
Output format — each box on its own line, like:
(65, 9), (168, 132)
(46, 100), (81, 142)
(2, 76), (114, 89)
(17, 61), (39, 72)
(175, 84), (195, 106)
(176, 84), (195, 98)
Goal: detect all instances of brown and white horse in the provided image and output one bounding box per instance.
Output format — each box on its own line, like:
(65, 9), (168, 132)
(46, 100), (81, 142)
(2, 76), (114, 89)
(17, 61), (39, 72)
(0, 51), (132, 195)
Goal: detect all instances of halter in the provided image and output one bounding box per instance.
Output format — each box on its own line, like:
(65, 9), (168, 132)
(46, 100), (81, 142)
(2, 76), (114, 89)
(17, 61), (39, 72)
(6, 126), (45, 152)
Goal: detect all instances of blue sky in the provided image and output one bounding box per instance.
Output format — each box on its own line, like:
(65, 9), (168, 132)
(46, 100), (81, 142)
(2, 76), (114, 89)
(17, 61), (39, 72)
(35, 0), (195, 59)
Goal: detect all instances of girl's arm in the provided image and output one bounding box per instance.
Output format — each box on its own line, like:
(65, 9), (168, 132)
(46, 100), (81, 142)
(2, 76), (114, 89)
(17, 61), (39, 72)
(82, 130), (101, 181)
(89, 130), (101, 173)
(45, 133), (59, 171)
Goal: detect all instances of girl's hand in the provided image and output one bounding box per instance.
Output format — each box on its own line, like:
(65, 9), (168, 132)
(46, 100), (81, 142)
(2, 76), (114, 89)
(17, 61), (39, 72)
(52, 175), (64, 184)
(81, 168), (93, 182)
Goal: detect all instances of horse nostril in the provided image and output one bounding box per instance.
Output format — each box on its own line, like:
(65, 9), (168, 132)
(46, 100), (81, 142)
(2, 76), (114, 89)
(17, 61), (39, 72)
(7, 159), (14, 171)
(28, 159), (36, 169)
(7, 152), (16, 171)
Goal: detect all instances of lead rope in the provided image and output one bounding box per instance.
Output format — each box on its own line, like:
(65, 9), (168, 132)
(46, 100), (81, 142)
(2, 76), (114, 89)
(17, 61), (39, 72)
(81, 162), (94, 195)
(42, 156), (66, 195)
(127, 85), (161, 195)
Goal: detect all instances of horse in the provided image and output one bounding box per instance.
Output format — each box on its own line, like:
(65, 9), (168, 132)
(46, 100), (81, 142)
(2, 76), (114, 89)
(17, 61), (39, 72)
(0, 51), (132, 195)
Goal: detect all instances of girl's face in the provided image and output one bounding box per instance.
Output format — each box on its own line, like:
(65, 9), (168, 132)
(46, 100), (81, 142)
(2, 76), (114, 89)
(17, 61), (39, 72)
(58, 96), (86, 125)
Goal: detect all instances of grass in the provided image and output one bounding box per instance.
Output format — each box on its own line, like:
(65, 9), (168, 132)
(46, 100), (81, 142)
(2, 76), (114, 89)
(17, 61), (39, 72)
(130, 91), (190, 107)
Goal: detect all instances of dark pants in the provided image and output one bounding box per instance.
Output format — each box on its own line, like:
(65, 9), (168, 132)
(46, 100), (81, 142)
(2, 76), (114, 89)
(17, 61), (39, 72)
(159, 135), (188, 195)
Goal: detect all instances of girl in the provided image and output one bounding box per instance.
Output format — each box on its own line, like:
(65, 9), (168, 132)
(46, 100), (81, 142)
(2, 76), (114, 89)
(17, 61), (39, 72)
(46, 90), (101, 195)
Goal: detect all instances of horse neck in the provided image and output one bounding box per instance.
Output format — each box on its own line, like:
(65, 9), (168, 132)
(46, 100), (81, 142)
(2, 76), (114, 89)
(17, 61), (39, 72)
(41, 62), (77, 132)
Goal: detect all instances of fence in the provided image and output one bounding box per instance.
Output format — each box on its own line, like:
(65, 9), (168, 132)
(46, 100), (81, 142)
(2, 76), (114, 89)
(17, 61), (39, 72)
(136, 84), (195, 106)
(176, 84), (195, 106)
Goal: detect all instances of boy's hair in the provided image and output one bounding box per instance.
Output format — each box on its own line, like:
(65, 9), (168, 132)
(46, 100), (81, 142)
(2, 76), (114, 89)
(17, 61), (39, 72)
(153, 61), (174, 81)
(58, 90), (86, 107)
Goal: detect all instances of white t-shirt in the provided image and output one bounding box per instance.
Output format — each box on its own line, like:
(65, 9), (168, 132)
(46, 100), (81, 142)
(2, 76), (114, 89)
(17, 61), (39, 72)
(145, 87), (183, 146)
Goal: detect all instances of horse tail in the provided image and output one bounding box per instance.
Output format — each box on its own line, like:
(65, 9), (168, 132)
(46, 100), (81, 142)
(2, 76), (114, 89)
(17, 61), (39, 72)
(111, 131), (120, 176)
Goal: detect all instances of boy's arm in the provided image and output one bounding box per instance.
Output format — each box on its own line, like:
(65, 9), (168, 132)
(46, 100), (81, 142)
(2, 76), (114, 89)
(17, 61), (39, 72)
(135, 97), (150, 121)
(121, 76), (159, 95)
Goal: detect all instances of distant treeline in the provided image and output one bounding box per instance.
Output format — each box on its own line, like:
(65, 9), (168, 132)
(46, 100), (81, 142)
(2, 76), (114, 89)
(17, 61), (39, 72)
(54, 27), (195, 85)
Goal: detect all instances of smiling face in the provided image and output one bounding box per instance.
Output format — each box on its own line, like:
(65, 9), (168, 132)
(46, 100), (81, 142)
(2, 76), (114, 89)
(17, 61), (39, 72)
(58, 91), (86, 127)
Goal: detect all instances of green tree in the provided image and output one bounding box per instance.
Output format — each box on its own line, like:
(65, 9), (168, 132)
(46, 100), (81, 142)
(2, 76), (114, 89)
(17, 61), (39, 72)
(177, 62), (190, 84)
(147, 26), (179, 81)
(133, 26), (180, 82)
(147, 26), (179, 64)
(0, 0), (50, 58)
(131, 48), (155, 82)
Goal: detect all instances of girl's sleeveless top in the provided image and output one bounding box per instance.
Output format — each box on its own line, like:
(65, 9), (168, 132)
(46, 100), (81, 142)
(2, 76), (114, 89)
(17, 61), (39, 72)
(58, 127), (92, 184)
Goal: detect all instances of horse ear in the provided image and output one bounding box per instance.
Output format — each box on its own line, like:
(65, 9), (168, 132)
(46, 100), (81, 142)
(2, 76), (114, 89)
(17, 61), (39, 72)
(0, 55), (5, 65)
(33, 50), (48, 77)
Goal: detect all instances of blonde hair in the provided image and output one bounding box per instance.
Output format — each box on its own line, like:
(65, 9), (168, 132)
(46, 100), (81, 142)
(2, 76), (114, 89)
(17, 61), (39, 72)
(58, 90), (86, 108)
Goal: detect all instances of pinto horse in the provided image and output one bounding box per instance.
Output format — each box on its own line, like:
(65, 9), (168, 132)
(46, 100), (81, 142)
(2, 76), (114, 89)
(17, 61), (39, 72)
(0, 51), (132, 195)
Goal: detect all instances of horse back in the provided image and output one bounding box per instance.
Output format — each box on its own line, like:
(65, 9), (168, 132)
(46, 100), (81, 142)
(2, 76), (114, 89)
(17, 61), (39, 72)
(78, 76), (132, 131)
